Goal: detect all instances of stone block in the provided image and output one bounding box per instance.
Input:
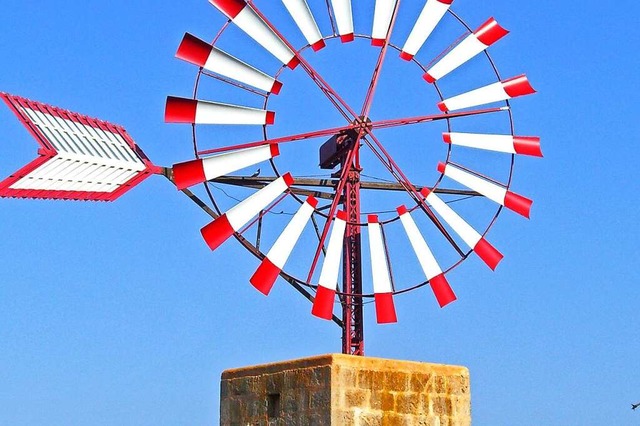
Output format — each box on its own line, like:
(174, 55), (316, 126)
(220, 354), (470, 425)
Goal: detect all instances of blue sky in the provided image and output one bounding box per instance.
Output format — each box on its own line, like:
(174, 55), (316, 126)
(0, 1), (639, 425)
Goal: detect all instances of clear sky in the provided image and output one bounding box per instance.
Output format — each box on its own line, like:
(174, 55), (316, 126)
(0, 1), (639, 425)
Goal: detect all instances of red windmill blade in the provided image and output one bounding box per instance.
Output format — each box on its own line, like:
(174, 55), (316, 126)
(424, 17), (509, 83)
(400, 0), (453, 61)
(328, 0), (355, 42)
(0, 93), (159, 202)
(282, 0), (326, 51)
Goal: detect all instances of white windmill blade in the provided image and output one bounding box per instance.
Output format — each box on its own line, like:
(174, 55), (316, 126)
(0, 93), (158, 202)
(200, 173), (294, 251)
(400, 0), (453, 61)
(367, 215), (398, 323)
(443, 132), (543, 157)
(209, 0), (299, 69)
(172, 144), (280, 190)
(437, 74), (536, 112)
(438, 162), (533, 218)
(397, 207), (457, 308)
(329, 0), (355, 42)
(165, 96), (275, 125)
(424, 17), (509, 83)
(371, 0), (398, 46)
(282, 0), (326, 51)
(311, 211), (348, 320)
(250, 196), (318, 295)
(176, 33), (283, 94)
(420, 188), (503, 270)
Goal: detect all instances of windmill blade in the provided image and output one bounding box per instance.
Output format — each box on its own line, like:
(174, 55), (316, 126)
(438, 74), (535, 112)
(424, 17), (508, 83)
(329, 0), (355, 42)
(420, 188), (503, 270)
(172, 144), (280, 190)
(367, 215), (398, 323)
(311, 210), (347, 320)
(201, 173), (294, 251)
(438, 162), (533, 218)
(250, 196), (318, 295)
(397, 207), (456, 308)
(176, 33), (283, 94)
(282, 0), (326, 51)
(400, 0), (453, 61)
(0, 93), (158, 202)
(165, 96), (275, 125)
(209, 0), (299, 69)
(371, 0), (398, 46)
(443, 132), (543, 157)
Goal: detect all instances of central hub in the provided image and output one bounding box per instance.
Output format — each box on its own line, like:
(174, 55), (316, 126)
(318, 117), (372, 170)
(354, 116), (373, 135)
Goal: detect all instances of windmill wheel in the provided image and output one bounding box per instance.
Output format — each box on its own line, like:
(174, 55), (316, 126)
(164, 0), (540, 340)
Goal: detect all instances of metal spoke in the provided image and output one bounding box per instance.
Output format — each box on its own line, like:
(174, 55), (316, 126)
(360, 0), (401, 119)
(197, 123), (357, 156)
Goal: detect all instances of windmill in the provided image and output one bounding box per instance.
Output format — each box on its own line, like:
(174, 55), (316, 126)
(1, 0), (540, 356)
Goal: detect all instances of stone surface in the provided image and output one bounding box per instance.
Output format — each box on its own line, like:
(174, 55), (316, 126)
(220, 354), (470, 425)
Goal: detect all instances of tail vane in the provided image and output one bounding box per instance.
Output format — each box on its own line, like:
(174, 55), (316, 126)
(0, 93), (157, 202)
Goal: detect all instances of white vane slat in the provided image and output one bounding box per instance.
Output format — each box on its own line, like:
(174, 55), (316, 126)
(423, 190), (481, 249)
(267, 197), (317, 268)
(226, 174), (293, 231)
(176, 33), (282, 94)
(367, 216), (393, 294)
(330, 0), (355, 42)
(209, 0), (298, 68)
(425, 18), (508, 82)
(282, 0), (325, 51)
(397, 207), (443, 280)
(371, 0), (398, 45)
(172, 144), (279, 190)
(438, 74), (535, 112)
(201, 145), (276, 180)
(439, 162), (506, 206)
(196, 101), (270, 125)
(318, 211), (348, 290)
(401, 0), (452, 60)
(444, 132), (517, 154)
(165, 97), (275, 126)
(438, 162), (533, 218)
(444, 132), (543, 157)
